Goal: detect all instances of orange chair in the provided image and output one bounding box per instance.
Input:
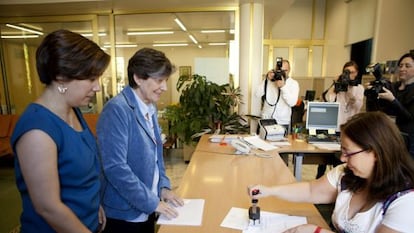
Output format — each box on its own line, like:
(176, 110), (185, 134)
(0, 114), (18, 157)
(83, 113), (99, 137)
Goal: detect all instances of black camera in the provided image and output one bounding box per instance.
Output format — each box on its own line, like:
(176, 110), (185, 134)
(364, 63), (395, 114)
(270, 57), (285, 82)
(334, 70), (350, 92)
(333, 69), (358, 92)
(364, 63), (387, 96)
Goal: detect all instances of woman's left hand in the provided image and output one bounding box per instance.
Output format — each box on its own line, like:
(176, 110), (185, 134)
(377, 87), (395, 102)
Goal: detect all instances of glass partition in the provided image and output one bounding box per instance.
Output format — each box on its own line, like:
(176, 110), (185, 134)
(0, 11), (235, 114)
(0, 17), (110, 114)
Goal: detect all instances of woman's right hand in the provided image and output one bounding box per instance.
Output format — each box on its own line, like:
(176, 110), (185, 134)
(247, 184), (270, 199)
(155, 200), (179, 220)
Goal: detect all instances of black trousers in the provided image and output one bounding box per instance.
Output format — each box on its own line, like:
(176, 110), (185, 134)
(103, 213), (156, 233)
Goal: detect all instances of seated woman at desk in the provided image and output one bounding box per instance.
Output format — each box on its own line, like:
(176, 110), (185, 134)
(248, 111), (414, 233)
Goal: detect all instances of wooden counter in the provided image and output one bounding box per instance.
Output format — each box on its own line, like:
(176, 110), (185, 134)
(158, 135), (329, 232)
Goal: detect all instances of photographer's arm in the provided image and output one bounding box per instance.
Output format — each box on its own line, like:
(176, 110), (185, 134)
(279, 79), (299, 107)
(381, 87), (414, 121)
(324, 85), (337, 102)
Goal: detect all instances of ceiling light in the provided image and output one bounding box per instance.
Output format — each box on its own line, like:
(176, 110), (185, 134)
(208, 43), (227, 46)
(103, 43), (137, 48)
(80, 32), (107, 37)
(0, 0), (104, 4)
(198, 45), (203, 49)
(6, 23), (43, 35)
(201, 30), (226, 33)
(188, 34), (198, 44)
(1, 35), (39, 39)
(153, 43), (188, 47)
(19, 23), (43, 31)
(127, 31), (174, 36)
(174, 17), (187, 32)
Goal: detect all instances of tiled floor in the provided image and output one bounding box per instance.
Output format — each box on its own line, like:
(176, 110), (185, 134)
(0, 149), (334, 233)
(0, 156), (21, 233)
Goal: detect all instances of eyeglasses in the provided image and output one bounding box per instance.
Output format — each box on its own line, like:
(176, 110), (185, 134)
(341, 149), (367, 157)
(345, 70), (357, 74)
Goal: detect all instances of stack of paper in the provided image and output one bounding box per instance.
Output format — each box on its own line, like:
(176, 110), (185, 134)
(209, 134), (240, 143)
(242, 135), (278, 151)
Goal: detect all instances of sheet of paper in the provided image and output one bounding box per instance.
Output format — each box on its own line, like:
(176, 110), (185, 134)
(242, 135), (278, 151)
(313, 143), (340, 151)
(209, 134), (240, 143)
(157, 199), (205, 226)
(270, 141), (291, 147)
(220, 207), (307, 233)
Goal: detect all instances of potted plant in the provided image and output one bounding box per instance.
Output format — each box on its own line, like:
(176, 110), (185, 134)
(164, 74), (248, 160)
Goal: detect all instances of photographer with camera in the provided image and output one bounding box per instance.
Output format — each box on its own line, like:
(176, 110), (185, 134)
(255, 58), (300, 133)
(317, 61), (364, 178)
(375, 53), (414, 159)
(322, 61), (364, 126)
(364, 63), (396, 116)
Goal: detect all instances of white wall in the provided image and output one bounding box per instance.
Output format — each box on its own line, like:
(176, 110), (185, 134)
(194, 57), (229, 85)
(158, 46), (227, 106)
(373, 0), (414, 62)
(271, 0), (313, 39)
(323, 0), (350, 79)
(346, 0), (376, 45)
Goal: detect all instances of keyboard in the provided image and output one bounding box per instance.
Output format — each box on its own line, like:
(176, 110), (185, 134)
(312, 143), (341, 151)
(307, 134), (339, 144)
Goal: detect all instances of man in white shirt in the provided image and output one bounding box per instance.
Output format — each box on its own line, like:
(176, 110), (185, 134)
(255, 59), (300, 133)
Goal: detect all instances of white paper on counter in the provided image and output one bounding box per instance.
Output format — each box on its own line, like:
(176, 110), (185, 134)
(157, 199), (205, 226)
(220, 207), (307, 233)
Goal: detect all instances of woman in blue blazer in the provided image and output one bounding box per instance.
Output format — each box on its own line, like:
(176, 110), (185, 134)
(97, 48), (183, 233)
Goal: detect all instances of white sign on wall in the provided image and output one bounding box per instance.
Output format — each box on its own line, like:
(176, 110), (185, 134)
(194, 57), (229, 85)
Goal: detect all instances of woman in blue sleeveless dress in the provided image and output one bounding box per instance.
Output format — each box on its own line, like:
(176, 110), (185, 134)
(11, 29), (110, 233)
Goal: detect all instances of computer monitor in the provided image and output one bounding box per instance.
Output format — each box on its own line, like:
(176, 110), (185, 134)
(306, 102), (340, 133)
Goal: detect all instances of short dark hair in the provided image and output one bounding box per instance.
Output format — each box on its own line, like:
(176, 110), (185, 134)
(398, 52), (414, 66)
(36, 29), (110, 85)
(127, 48), (175, 88)
(341, 111), (414, 201)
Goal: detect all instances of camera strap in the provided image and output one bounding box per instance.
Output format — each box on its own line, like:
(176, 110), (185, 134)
(322, 82), (335, 102)
(262, 78), (281, 107)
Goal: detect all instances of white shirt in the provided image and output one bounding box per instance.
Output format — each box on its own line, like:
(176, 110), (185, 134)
(255, 77), (299, 125)
(129, 92), (160, 222)
(325, 84), (364, 126)
(327, 164), (414, 233)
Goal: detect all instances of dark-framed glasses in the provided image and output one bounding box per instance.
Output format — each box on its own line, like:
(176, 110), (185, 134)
(341, 149), (367, 157)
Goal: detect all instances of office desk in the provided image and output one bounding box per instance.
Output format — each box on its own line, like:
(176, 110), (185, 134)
(277, 137), (339, 181)
(158, 136), (329, 233)
(195, 134), (339, 181)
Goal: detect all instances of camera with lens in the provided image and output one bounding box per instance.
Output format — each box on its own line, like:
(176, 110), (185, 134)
(364, 63), (387, 96)
(270, 57), (286, 82)
(334, 70), (350, 92)
(333, 68), (359, 92)
(364, 62), (395, 114)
